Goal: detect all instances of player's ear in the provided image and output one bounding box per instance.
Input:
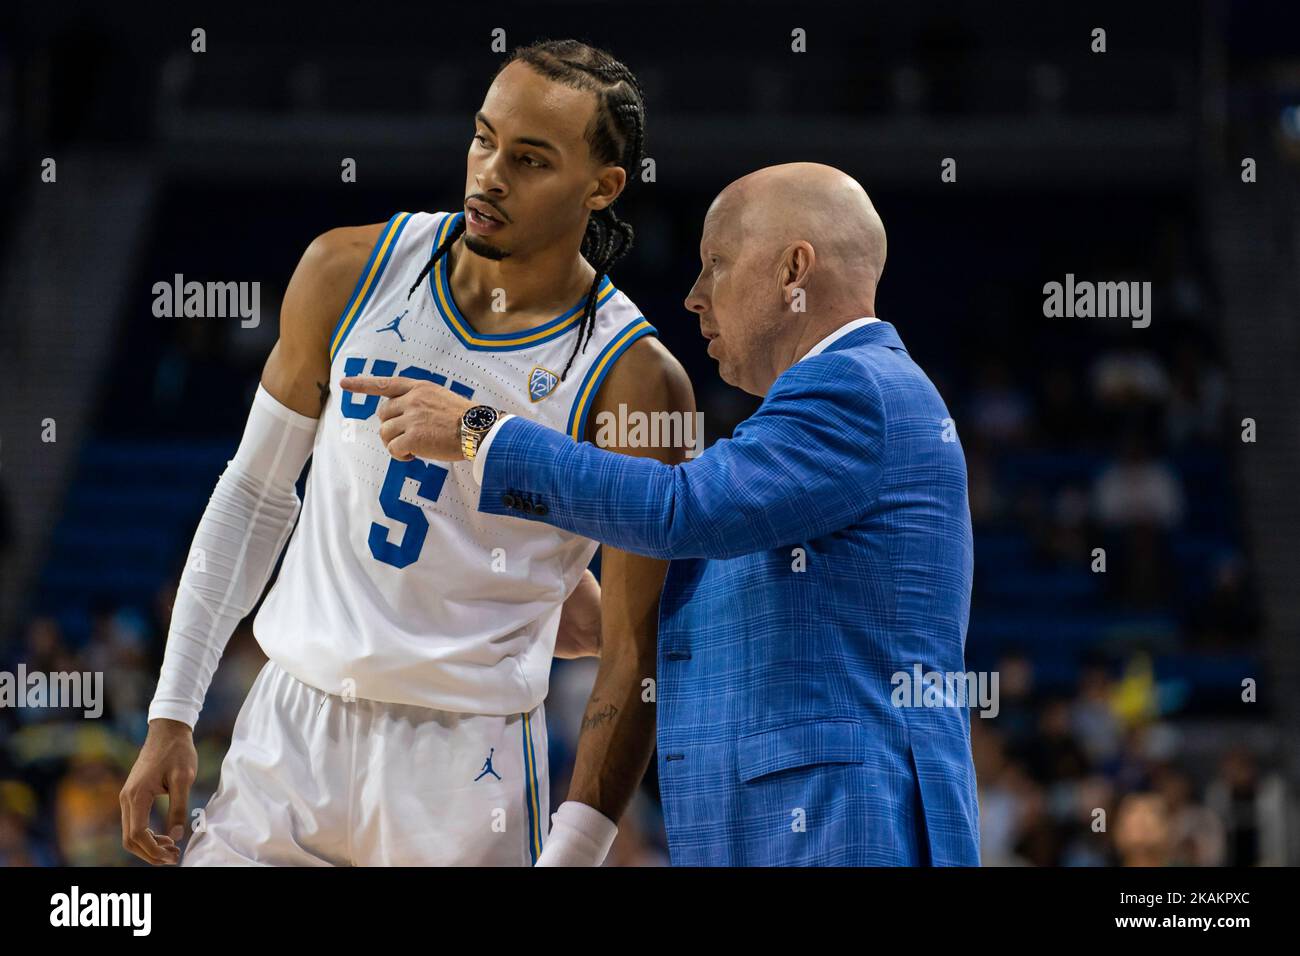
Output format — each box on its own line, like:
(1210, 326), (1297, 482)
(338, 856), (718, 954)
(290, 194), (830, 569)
(587, 165), (627, 212)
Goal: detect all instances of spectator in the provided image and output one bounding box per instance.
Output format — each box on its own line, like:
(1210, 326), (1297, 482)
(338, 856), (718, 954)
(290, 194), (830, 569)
(1093, 431), (1185, 529)
(1154, 768), (1225, 866)
(54, 732), (127, 866)
(1207, 750), (1289, 866)
(0, 779), (56, 866)
(1165, 341), (1227, 448)
(968, 357), (1033, 445)
(1113, 793), (1173, 866)
(1071, 664), (1123, 766)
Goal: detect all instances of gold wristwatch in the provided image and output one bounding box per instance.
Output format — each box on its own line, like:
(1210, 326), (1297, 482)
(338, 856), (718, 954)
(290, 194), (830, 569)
(460, 405), (502, 460)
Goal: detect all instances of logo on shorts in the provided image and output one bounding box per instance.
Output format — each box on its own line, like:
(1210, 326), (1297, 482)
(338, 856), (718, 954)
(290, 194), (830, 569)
(474, 748), (501, 782)
(528, 366), (558, 403)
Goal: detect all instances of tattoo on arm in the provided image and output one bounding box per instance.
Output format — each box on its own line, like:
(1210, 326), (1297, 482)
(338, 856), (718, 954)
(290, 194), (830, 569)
(581, 699), (620, 732)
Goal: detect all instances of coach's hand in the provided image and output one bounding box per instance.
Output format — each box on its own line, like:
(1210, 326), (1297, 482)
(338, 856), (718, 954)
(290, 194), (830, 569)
(341, 375), (475, 462)
(120, 718), (197, 865)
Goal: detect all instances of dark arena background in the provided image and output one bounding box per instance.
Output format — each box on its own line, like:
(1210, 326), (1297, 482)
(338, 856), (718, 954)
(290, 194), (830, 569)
(1, 0), (1298, 888)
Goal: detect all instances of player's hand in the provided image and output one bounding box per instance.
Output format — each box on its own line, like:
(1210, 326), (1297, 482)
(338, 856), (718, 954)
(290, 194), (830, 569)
(555, 569), (602, 659)
(120, 718), (198, 865)
(340, 375), (475, 462)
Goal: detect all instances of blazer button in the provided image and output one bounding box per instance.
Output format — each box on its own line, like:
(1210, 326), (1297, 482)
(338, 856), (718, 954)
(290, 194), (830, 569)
(502, 493), (517, 509)
(533, 502), (548, 516)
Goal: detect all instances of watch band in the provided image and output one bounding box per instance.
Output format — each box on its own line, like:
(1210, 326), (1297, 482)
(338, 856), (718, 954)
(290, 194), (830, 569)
(461, 406), (501, 460)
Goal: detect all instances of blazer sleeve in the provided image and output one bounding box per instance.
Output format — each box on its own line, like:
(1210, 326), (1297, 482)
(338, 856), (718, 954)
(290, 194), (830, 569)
(477, 351), (887, 560)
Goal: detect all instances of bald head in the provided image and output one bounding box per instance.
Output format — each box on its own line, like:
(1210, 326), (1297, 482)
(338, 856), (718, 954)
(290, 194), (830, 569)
(715, 162), (887, 291)
(685, 163), (889, 397)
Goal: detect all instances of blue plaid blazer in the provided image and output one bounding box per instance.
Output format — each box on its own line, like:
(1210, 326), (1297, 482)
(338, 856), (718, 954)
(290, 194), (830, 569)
(478, 321), (979, 866)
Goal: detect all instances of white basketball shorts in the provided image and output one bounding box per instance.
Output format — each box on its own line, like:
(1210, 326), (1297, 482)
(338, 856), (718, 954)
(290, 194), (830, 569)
(182, 660), (549, 866)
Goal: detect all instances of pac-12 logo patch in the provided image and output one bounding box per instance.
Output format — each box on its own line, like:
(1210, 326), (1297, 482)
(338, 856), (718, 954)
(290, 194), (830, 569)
(528, 366), (559, 402)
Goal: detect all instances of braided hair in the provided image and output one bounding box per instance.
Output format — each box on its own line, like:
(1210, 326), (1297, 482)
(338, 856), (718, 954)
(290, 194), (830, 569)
(405, 39), (647, 381)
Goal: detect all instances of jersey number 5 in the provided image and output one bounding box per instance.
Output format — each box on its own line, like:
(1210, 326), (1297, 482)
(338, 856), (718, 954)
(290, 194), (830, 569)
(341, 356), (474, 569)
(368, 458), (447, 569)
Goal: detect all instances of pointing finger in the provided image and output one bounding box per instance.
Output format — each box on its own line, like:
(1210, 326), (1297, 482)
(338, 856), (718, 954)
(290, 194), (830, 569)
(340, 375), (418, 398)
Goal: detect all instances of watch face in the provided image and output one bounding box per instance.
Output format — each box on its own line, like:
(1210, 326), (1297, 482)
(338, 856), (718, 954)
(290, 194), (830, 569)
(464, 405), (498, 431)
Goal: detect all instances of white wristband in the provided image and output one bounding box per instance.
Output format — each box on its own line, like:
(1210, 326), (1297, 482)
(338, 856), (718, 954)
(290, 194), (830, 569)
(534, 801), (618, 867)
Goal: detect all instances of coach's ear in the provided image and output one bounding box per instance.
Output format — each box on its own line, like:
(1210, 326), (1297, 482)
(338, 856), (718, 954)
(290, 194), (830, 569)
(587, 164), (627, 212)
(778, 240), (815, 308)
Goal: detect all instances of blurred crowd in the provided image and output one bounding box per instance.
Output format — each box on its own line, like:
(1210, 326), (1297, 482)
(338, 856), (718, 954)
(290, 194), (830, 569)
(948, 220), (1285, 865)
(973, 652), (1287, 866)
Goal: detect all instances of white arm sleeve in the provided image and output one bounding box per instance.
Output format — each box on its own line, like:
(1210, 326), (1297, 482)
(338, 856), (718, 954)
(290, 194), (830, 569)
(147, 384), (318, 729)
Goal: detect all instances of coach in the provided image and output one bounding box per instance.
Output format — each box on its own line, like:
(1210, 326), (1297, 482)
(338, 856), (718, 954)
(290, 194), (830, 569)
(345, 163), (979, 866)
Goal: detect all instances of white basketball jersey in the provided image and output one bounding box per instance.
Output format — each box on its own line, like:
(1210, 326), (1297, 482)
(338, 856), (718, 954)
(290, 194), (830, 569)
(255, 210), (656, 715)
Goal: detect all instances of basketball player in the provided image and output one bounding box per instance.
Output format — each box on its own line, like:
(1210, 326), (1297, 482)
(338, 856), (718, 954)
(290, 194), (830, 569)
(119, 39), (694, 866)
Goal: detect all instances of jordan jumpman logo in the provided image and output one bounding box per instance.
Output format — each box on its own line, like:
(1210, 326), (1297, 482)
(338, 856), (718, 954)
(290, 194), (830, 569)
(379, 309), (408, 342)
(474, 748), (501, 782)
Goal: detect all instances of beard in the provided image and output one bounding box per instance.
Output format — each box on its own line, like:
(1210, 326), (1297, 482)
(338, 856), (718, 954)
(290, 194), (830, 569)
(464, 234), (511, 261)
